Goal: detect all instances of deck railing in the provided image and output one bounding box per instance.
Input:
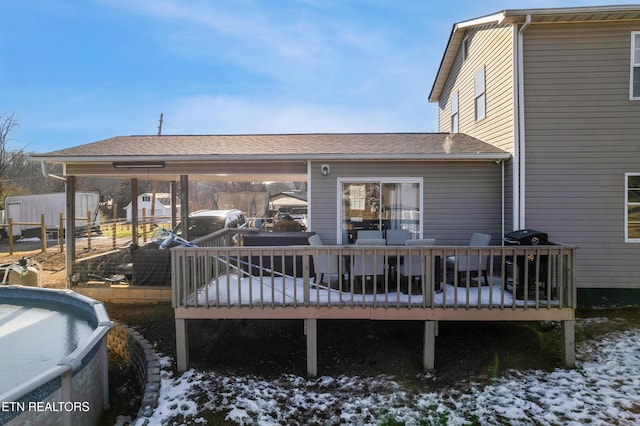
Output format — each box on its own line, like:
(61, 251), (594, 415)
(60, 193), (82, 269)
(171, 234), (577, 312)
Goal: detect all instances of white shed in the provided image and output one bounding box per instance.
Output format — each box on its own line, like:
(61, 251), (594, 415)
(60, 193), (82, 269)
(125, 192), (174, 222)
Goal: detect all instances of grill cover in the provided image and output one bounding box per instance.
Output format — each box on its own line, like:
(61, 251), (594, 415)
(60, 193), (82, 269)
(504, 229), (548, 245)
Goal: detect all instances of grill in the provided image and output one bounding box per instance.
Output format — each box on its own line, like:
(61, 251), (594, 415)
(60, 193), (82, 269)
(504, 229), (552, 299)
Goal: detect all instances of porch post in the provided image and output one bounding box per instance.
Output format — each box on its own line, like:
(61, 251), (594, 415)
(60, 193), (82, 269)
(170, 180), (178, 229)
(561, 320), (576, 368)
(180, 175), (189, 240)
(65, 176), (76, 288)
(131, 178), (139, 246)
(176, 318), (190, 372)
(305, 318), (318, 377)
(423, 320), (437, 370)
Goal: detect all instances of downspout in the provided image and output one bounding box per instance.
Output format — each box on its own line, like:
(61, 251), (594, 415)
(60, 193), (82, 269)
(40, 161), (67, 181)
(515, 14), (531, 230)
(501, 159), (505, 241)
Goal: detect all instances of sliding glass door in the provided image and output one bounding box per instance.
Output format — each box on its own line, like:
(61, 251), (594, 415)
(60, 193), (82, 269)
(340, 178), (422, 244)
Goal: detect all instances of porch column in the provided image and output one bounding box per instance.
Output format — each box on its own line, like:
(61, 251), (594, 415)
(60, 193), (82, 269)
(170, 180), (178, 229)
(65, 176), (76, 288)
(423, 320), (437, 370)
(131, 178), (138, 246)
(180, 175), (189, 240)
(561, 320), (576, 368)
(176, 318), (190, 372)
(305, 318), (318, 377)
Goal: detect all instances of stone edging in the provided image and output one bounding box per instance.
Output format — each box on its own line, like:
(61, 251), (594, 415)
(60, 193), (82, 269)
(107, 323), (161, 424)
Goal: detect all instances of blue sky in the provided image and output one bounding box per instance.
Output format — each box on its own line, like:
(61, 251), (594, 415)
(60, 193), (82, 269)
(1, 0), (638, 153)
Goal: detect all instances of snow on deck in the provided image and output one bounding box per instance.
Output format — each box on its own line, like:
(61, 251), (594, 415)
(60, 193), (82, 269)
(186, 274), (559, 308)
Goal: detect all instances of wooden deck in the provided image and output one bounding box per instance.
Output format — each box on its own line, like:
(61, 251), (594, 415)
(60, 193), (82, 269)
(171, 231), (577, 376)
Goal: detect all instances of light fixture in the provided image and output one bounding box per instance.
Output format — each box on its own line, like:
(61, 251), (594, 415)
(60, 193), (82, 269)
(113, 161), (165, 169)
(320, 164), (330, 176)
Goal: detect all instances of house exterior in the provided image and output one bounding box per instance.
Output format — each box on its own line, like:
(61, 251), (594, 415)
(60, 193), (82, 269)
(429, 6), (640, 300)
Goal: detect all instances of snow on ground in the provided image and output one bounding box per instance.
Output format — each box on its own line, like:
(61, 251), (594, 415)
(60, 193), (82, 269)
(137, 319), (640, 425)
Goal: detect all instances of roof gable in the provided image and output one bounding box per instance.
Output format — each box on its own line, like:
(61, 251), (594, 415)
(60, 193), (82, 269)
(429, 5), (640, 102)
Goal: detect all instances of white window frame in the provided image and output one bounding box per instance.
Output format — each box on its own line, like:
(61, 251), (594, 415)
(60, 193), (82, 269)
(337, 177), (423, 244)
(474, 66), (486, 121)
(450, 91), (459, 132)
(625, 173), (640, 242)
(631, 32), (640, 100)
(462, 36), (470, 61)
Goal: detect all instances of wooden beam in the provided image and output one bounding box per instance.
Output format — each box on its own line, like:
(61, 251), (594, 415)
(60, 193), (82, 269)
(423, 321), (436, 370)
(131, 179), (138, 246)
(65, 176), (76, 288)
(175, 318), (190, 373)
(180, 175), (189, 240)
(561, 320), (576, 368)
(173, 306), (574, 322)
(305, 319), (318, 377)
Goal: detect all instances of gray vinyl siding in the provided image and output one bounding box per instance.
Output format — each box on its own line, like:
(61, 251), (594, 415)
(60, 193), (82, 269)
(523, 22), (640, 288)
(438, 24), (516, 153)
(308, 161), (503, 246)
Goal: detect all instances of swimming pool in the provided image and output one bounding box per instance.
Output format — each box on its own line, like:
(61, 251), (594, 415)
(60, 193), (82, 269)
(0, 286), (113, 426)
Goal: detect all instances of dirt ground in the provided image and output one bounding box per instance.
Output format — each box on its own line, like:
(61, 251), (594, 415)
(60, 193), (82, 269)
(0, 238), (131, 287)
(1, 249), (72, 287)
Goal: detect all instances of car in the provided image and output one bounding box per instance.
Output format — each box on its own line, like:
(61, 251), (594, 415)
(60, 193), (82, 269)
(172, 209), (247, 240)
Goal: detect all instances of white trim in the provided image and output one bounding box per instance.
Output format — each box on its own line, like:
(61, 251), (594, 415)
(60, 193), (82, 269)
(306, 161), (312, 230)
(515, 15), (531, 230)
(631, 32), (640, 100)
(336, 177), (424, 244)
(625, 172), (640, 243)
(474, 66), (486, 121)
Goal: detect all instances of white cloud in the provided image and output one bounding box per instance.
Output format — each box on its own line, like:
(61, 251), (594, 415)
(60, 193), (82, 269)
(161, 94), (402, 134)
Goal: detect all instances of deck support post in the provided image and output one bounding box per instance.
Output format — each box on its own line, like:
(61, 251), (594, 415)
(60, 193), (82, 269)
(561, 319), (575, 368)
(423, 320), (437, 370)
(176, 318), (190, 372)
(305, 318), (318, 377)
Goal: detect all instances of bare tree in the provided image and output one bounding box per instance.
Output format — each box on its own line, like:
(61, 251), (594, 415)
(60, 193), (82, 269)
(0, 113), (23, 203)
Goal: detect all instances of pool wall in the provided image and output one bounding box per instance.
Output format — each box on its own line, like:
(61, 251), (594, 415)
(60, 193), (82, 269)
(0, 286), (113, 426)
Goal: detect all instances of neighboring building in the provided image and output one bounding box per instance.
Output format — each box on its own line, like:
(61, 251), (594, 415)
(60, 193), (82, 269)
(125, 192), (174, 222)
(429, 6), (640, 297)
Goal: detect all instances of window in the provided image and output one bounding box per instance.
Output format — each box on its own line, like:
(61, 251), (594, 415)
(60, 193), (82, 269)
(474, 67), (486, 121)
(142, 195), (151, 202)
(626, 173), (640, 242)
(631, 32), (640, 99)
(451, 91), (459, 132)
(339, 178), (422, 244)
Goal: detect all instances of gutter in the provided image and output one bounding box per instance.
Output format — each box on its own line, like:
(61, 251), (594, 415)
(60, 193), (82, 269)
(40, 161), (66, 181)
(515, 14), (531, 230)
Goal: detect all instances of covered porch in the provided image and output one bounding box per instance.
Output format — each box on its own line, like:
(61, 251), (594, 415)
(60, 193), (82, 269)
(31, 133), (576, 377)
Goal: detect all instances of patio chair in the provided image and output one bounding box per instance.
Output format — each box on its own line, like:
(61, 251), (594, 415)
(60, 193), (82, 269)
(351, 238), (386, 292)
(400, 239), (436, 292)
(446, 233), (491, 286)
(308, 235), (345, 285)
(385, 229), (411, 246)
(356, 230), (383, 241)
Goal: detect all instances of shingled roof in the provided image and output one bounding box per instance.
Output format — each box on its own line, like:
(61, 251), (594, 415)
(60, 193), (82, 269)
(33, 133), (509, 162)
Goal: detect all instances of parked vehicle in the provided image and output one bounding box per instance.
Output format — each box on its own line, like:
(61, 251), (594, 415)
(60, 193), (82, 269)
(172, 209), (247, 240)
(1, 192), (101, 239)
